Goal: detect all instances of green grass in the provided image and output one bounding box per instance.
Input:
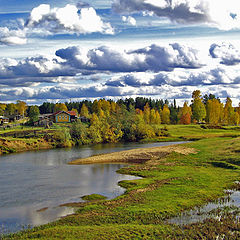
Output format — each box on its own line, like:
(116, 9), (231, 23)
(81, 194), (107, 201)
(3, 125), (240, 239)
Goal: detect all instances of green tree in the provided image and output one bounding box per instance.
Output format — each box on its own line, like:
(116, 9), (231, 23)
(191, 90), (206, 122)
(5, 103), (16, 116)
(28, 106), (40, 124)
(70, 121), (90, 145)
(16, 100), (27, 116)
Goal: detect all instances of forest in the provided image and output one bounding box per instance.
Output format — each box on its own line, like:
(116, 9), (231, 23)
(0, 90), (240, 145)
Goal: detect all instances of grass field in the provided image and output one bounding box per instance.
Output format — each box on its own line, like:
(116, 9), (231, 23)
(2, 125), (240, 239)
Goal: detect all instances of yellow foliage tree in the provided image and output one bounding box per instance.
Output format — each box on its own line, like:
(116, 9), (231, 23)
(54, 103), (68, 112)
(161, 104), (170, 124)
(80, 104), (89, 118)
(143, 103), (151, 124)
(223, 97), (234, 125)
(16, 100), (27, 116)
(206, 99), (223, 125)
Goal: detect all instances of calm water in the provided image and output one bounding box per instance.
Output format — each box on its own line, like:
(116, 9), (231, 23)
(0, 141), (185, 233)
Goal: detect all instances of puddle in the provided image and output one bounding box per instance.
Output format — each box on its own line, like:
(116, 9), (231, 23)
(168, 189), (240, 225)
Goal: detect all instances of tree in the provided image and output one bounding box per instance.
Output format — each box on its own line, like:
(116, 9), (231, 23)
(80, 104), (89, 118)
(178, 102), (192, 124)
(206, 99), (223, 125)
(5, 103), (16, 116)
(161, 104), (170, 124)
(0, 103), (6, 116)
(28, 106), (40, 124)
(191, 90), (206, 122)
(223, 97), (234, 125)
(16, 100), (27, 116)
(203, 93), (217, 105)
(155, 111), (161, 124)
(233, 112), (240, 126)
(71, 108), (79, 116)
(54, 103), (68, 112)
(143, 103), (151, 124)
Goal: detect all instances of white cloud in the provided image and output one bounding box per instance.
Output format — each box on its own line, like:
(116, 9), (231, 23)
(122, 16), (137, 26)
(26, 4), (114, 35)
(210, 42), (240, 65)
(0, 27), (27, 45)
(113, 0), (240, 30)
(56, 43), (204, 73)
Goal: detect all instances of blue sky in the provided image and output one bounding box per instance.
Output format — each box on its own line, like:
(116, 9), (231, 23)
(0, 0), (240, 105)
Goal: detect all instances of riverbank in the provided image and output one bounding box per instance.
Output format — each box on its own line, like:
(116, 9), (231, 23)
(69, 144), (197, 165)
(4, 135), (240, 239)
(1, 124), (240, 156)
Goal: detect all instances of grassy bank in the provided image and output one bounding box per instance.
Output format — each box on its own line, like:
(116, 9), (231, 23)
(4, 130), (240, 239)
(1, 124), (240, 155)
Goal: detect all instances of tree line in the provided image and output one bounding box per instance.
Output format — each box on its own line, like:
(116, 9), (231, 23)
(1, 90), (240, 144)
(1, 91), (240, 127)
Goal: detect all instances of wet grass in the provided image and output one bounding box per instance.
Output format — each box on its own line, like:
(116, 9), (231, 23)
(81, 194), (107, 201)
(3, 126), (240, 239)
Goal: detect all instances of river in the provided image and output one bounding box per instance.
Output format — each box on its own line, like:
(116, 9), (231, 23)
(0, 141), (186, 234)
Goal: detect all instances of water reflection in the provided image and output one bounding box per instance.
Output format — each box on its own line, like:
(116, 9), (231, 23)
(168, 190), (240, 225)
(0, 141), (184, 233)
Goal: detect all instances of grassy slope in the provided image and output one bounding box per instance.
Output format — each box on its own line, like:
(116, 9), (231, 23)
(3, 125), (240, 239)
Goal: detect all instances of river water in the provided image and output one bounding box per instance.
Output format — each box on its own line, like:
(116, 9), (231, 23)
(0, 141), (185, 233)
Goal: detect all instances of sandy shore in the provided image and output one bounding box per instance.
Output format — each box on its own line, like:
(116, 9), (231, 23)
(69, 144), (196, 165)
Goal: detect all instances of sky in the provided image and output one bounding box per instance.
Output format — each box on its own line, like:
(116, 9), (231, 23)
(1, 0), (240, 105)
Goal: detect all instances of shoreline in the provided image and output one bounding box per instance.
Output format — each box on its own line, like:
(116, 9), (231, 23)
(69, 144), (197, 165)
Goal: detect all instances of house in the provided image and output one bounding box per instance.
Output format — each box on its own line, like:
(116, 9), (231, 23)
(34, 114), (53, 127)
(67, 111), (78, 122)
(52, 111), (71, 123)
(0, 116), (9, 125)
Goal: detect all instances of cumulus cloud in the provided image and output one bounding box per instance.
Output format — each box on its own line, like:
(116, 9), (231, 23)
(0, 27), (27, 45)
(122, 16), (137, 26)
(1, 41), (240, 103)
(56, 43), (204, 73)
(105, 65), (240, 88)
(209, 43), (240, 65)
(0, 3), (114, 45)
(26, 4), (114, 35)
(113, 0), (240, 30)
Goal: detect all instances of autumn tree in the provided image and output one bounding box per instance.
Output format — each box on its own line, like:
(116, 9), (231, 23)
(71, 108), (79, 116)
(161, 104), (170, 124)
(191, 90), (206, 122)
(223, 97), (234, 125)
(0, 103), (6, 116)
(80, 104), (90, 118)
(16, 100), (27, 117)
(178, 102), (192, 124)
(233, 112), (240, 126)
(54, 103), (68, 112)
(143, 103), (151, 124)
(206, 99), (223, 125)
